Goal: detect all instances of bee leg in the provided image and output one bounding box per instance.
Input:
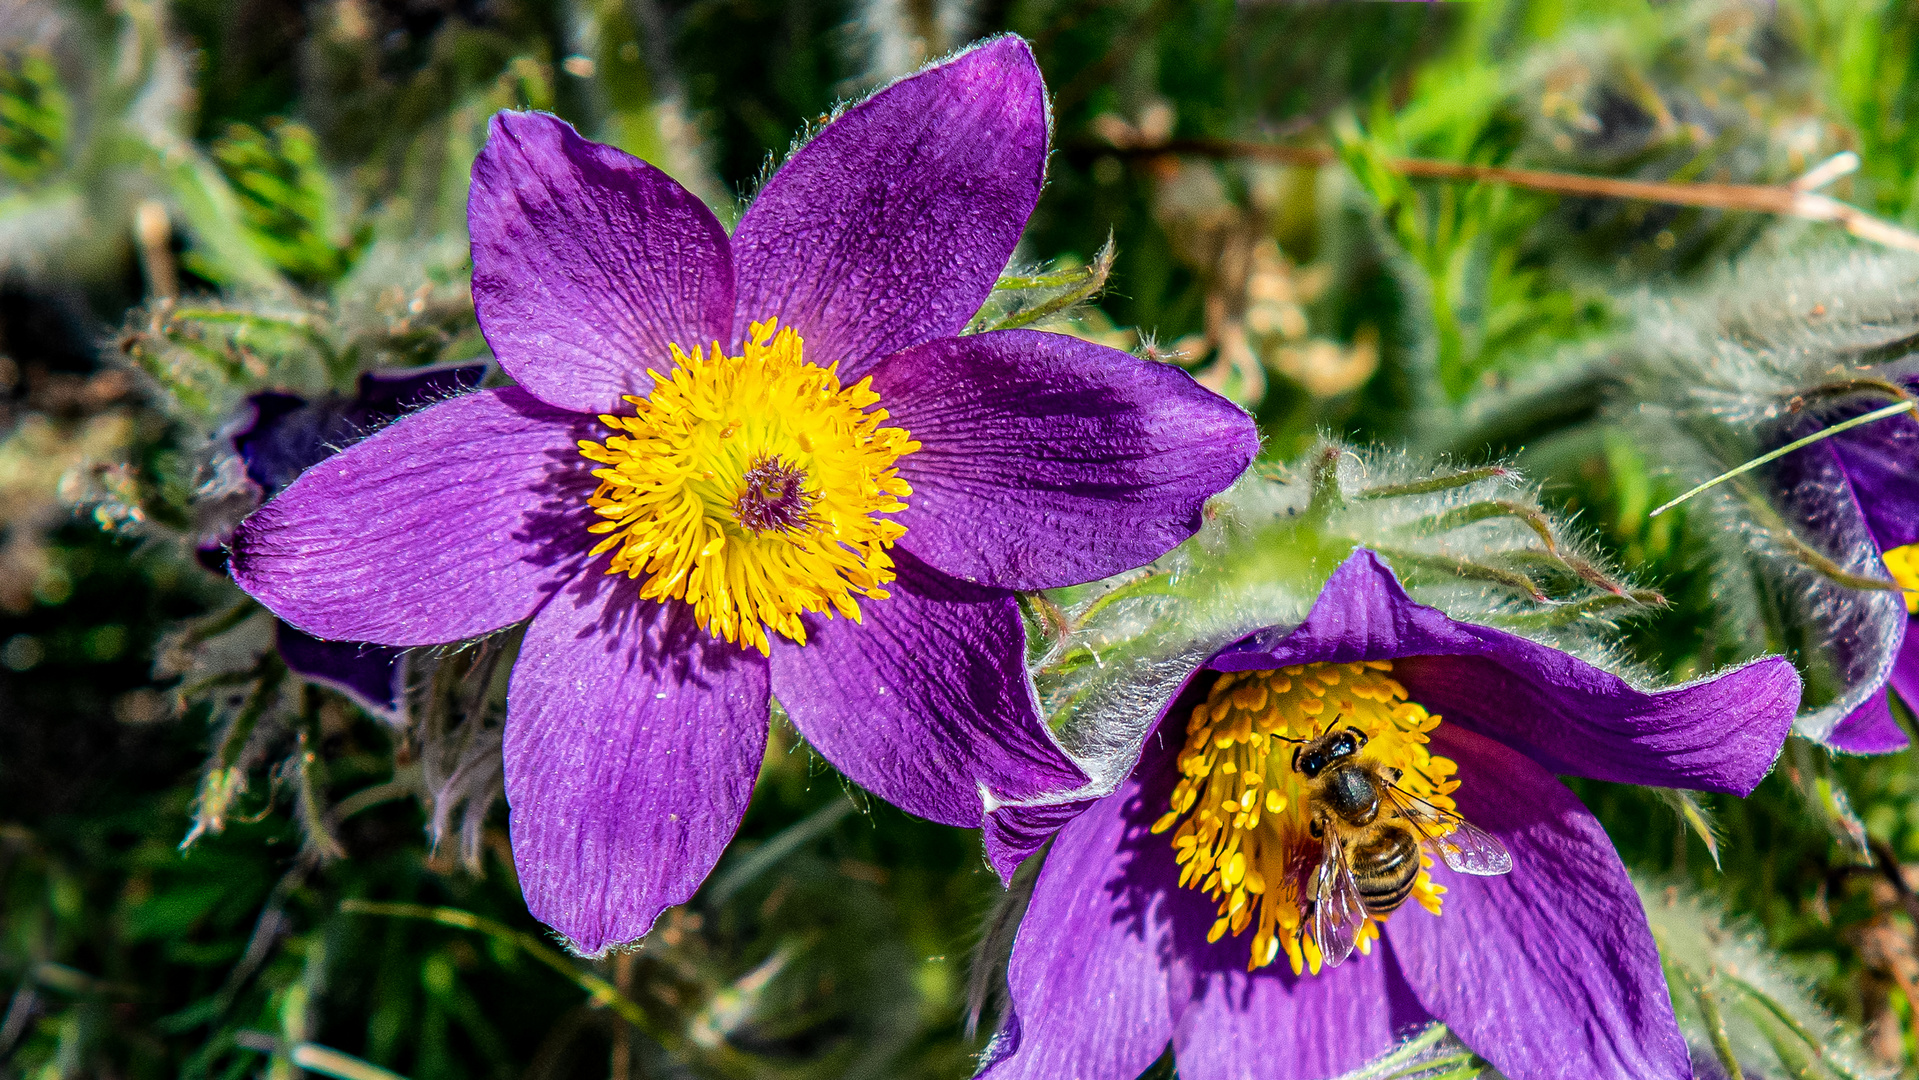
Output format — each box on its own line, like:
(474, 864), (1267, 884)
(1384, 766), (1403, 785)
(1308, 816), (1324, 839)
(1345, 725), (1368, 747)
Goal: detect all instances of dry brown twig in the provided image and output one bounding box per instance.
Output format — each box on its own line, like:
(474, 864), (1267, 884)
(1109, 140), (1919, 254)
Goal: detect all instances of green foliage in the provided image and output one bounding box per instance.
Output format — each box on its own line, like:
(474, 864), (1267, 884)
(1647, 877), (1881, 1080)
(207, 121), (362, 288)
(1790, 0), (1919, 223)
(0, 48), (70, 186)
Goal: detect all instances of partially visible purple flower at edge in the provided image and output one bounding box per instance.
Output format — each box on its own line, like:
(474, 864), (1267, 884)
(226, 37), (1259, 954)
(1769, 369), (1919, 754)
(204, 362), (487, 716)
(981, 550), (1798, 1080)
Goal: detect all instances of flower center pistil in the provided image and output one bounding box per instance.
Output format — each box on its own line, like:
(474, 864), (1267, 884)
(577, 319), (919, 656)
(1152, 661), (1459, 975)
(1886, 545), (1919, 614)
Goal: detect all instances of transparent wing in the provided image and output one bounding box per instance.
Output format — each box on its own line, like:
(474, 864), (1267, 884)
(1306, 824), (1367, 968)
(1383, 785), (1513, 876)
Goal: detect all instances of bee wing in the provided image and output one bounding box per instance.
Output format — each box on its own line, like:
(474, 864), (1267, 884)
(1383, 785), (1513, 877)
(1306, 825), (1367, 968)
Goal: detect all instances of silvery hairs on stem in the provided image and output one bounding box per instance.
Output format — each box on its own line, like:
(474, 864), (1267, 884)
(1617, 248), (1919, 744)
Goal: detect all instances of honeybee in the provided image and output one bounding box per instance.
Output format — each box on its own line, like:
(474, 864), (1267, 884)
(1288, 725), (1513, 968)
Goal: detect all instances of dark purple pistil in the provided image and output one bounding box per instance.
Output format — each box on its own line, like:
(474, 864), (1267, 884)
(732, 455), (816, 534)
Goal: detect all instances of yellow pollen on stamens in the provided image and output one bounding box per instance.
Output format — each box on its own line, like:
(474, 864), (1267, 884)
(576, 319), (920, 656)
(1151, 660), (1458, 976)
(1885, 545), (1919, 614)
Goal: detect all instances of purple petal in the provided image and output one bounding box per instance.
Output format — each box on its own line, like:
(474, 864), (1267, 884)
(1827, 408), (1919, 552)
(767, 551), (1086, 831)
(1387, 725), (1689, 1080)
(231, 391), (313, 492)
(982, 679), (1210, 877)
(504, 578), (770, 955)
(867, 330), (1257, 591)
(470, 112), (733, 415)
(729, 37), (1046, 377)
(984, 799), (1098, 882)
(231, 387), (601, 646)
(1211, 549), (1798, 796)
(1829, 689), (1911, 754)
(1841, 621), (1919, 752)
(978, 776), (1183, 1080)
(1891, 619), (1919, 716)
(1172, 940), (1426, 1080)
(274, 622), (406, 719)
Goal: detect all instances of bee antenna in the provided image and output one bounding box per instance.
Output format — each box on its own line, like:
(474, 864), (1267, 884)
(1268, 734), (1307, 745)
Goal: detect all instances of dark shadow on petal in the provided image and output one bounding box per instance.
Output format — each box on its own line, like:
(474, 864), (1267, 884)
(535, 542), (759, 690)
(502, 393), (619, 611)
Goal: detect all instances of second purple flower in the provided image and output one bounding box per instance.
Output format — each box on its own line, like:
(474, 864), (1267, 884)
(982, 551), (1799, 1080)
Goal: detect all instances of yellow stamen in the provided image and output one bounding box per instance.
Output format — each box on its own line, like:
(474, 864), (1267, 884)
(1151, 660), (1458, 974)
(1886, 545), (1919, 614)
(577, 319), (920, 656)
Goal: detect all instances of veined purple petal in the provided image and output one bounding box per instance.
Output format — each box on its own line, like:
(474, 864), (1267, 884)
(1171, 940), (1426, 1080)
(730, 37), (1046, 377)
(274, 623), (406, 719)
(230, 387), (601, 646)
(868, 330), (1257, 591)
(980, 768), (1184, 1080)
(1829, 689), (1911, 754)
(1211, 550), (1798, 796)
(767, 551), (1086, 831)
(1387, 725), (1689, 1080)
(505, 578), (770, 956)
(984, 798), (1097, 882)
(470, 111), (733, 415)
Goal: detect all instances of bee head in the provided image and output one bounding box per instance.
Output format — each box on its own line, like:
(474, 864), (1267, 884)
(1291, 726), (1368, 779)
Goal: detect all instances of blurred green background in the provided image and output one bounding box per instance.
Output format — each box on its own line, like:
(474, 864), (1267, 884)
(6, 0), (1919, 1076)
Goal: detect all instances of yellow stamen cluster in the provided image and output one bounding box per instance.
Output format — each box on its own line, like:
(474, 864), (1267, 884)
(1151, 661), (1459, 975)
(578, 320), (920, 655)
(1886, 545), (1919, 614)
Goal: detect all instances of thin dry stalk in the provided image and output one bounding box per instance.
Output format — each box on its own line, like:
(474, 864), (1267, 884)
(1115, 139), (1919, 253)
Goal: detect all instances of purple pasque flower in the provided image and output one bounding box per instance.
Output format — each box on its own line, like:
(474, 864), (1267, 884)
(1769, 374), (1919, 754)
(227, 37), (1259, 955)
(981, 549), (1798, 1080)
(207, 362), (487, 716)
